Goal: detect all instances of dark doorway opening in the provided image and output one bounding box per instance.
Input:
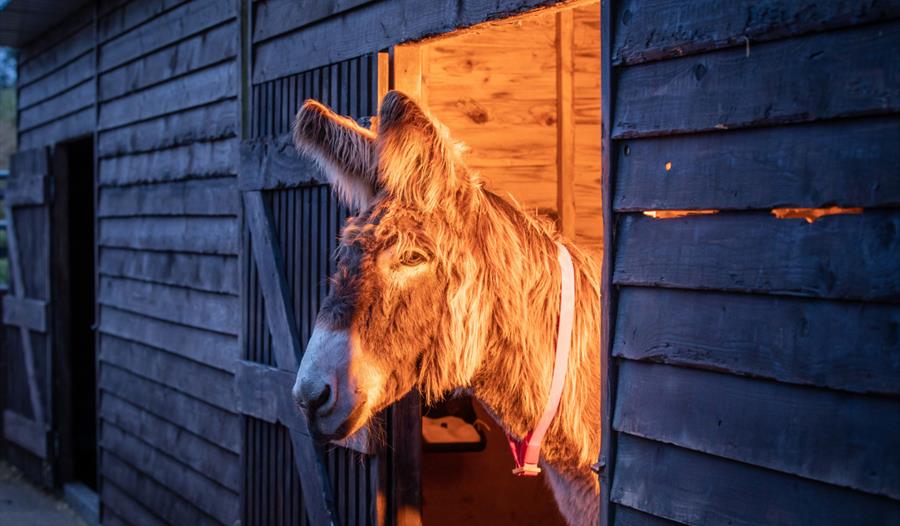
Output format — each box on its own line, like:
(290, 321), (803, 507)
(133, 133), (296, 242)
(53, 136), (97, 496)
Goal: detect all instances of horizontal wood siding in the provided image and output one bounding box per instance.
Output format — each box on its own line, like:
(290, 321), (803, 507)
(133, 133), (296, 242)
(16, 5), (95, 149)
(609, 3), (900, 524)
(94, 0), (241, 523)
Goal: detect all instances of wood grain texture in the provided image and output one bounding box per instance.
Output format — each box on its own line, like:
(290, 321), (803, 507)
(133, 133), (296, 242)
(614, 287), (900, 396)
(100, 393), (240, 493)
(238, 134), (327, 191)
(612, 434), (900, 526)
(99, 247), (238, 295)
(101, 451), (217, 526)
(99, 0), (234, 71)
(99, 21), (236, 101)
(99, 364), (241, 454)
(98, 177), (239, 217)
(252, 0), (378, 43)
(101, 422), (238, 524)
(19, 51), (94, 109)
(97, 100), (237, 157)
(98, 276), (239, 336)
(99, 334), (235, 411)
(98, 216), (239, 255)
(99, 305), (239, 373)
(2, 296), (48, 333)
(614, 20), (900, 138)
(99, 139), (237, 186)
(232, 360), (307, 433)
(18, 107), (94, 150)
(614, 116), (900, 211)
(17, 23), (93, 86)
(614, 211), (900, 302)
(614, 506), (683, 526)
(18, 80), (95, 132)
(613, 0), (900, 65)
(2, 410), (48, 458)
(98, 0), (187, 43)
(252, 0), (562, 82)
(101, 479), (167, 526)
(614, 361), (900, 499)
(98, 61), (236, 130)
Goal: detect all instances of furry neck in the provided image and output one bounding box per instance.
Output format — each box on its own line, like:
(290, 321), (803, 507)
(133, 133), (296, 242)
(468, 190), (601, 475)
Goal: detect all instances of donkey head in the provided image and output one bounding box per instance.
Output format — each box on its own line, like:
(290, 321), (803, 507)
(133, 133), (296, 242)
(291, 91), (495, 441)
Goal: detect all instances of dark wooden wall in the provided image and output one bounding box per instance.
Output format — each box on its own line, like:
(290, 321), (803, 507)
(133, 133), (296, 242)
(604, 1), (900, 524)
(91, 0), (241, 524)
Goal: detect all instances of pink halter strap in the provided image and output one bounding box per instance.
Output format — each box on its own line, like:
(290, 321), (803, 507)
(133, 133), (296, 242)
(507, 242), (575, 476)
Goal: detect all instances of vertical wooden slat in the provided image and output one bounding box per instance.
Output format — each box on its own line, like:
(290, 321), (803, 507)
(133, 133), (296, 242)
(556, 9), (576, 239)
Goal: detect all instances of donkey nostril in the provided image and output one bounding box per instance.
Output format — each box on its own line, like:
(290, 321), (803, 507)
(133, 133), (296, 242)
(313, 384), (331, 413)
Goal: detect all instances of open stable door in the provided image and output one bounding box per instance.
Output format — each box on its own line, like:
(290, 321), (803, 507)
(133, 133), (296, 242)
(3, 147), (55, 486)
(236, 51), (422, 526)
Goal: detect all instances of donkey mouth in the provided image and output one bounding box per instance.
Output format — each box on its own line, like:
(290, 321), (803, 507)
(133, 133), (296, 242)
(308, 398), (369, 442)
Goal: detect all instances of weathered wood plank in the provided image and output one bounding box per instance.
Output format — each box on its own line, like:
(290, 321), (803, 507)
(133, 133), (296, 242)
(612, 435), (900, 526)
(97, 100), (237, 157)
(18, 107), (94, 150)
(18, 80), (95, 132)
(98, 0), (187, 43)
(99, 139), (237, 186)
(615, 116), (900, 211)
(2, 296), (48, 333)
(243, 191), (301, 370)
(100, 22), (236, 101)
(98, 276), (239, 335)
(614, 211), (900, 302)
(99, 364), (241, 453)
(100, 393), (240, 493)
(98, 62), (236, 130)
(252, 0), (565, 82)
(99, 334), (235, 411)
(99, 0), (234, 71)
(614, 506), (683, 526)
(7, 148), (49, 206)
(252, 0), (378, 43)
(98, 177), (239, 217)
(18, 23), (93, 86)
(98, 216), (239, 255)
(232, 360), (308, 433)
(614, 287), (900, 396)
(614, 361), (900, 499)
(614, 20), (900, 138)
(613, 0), (900, 66)
(101, 478), (167, 526)
(99, 247), (238, 295)
(19, 51), (94, 109)
(239, 134), (326, 191)
(101, 422), (238, 524)
(2, 410), (48, 458)
(101, 451), (218, 526)
(99, 305), (239, 373)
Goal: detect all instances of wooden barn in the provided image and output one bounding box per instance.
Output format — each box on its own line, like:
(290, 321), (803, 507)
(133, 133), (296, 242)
(0, 0), (897, 525)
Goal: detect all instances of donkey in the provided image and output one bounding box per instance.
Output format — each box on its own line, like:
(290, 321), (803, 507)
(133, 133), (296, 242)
(291, 91), (601, 526)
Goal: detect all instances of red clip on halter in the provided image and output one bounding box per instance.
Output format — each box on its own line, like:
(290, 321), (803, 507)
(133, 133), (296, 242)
(506, 242), (575, 476)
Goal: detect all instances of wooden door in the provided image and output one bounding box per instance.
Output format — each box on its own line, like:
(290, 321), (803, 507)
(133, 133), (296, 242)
(2, 147), (55, 486)
(235, 52), (420, 526)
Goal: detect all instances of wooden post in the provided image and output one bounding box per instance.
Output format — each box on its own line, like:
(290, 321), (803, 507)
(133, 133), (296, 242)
(556, 9), (576, 239)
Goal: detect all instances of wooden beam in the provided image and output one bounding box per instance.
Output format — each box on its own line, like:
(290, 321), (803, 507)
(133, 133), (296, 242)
(238, 134), (327, 191)
(232, 359), (308, 432)
(3, 410), (48, 458)
(2, 296), (48, 332)
(556, 9), (576, 239)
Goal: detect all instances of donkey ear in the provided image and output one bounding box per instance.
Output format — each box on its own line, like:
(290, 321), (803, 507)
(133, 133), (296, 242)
(376, 90), (467, 210)
(293, 100), (379, 211)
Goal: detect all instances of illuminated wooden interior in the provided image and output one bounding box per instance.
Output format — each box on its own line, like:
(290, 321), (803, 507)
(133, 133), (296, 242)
(394, 3), (599, 525)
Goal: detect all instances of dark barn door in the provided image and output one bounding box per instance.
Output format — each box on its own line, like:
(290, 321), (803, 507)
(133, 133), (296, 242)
(2, 147), (55, 486)
(237, 52), (415, 526)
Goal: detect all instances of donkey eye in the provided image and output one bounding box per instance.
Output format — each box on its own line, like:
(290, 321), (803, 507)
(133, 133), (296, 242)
(399, 250), (428, 266)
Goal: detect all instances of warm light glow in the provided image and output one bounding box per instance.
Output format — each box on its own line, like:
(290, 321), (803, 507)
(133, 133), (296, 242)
(771, 206), (863, 223)
(664, 162), (672, 171)
(643, 210), (719, 219)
